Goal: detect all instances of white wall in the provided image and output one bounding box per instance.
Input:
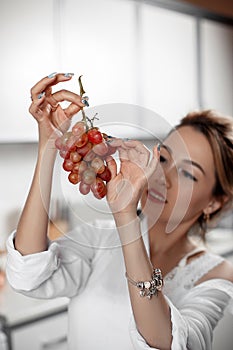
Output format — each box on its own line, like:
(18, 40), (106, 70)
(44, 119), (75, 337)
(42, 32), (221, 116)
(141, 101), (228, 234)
(0, 144), (37, 249)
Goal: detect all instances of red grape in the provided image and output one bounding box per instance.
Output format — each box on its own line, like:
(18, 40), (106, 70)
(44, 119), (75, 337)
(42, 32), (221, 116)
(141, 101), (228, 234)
(70, 151), (82, 163)
(87, 128), (103, 144)
(77, 142), (92, 157)
(73, 160), (87, 175)
(99, 166), (111, 182)
(75, 133), (89, 148)
(54, 82), (118, 199)
(82, 168), (96, 185)
(68, 172), (81, 184)
(59, 149), (70, 159)
(61, 132), (72, 147)
(91, 157), (105, 174)
(91, 177), (107, 199)
(63, 159), (74, 172)
(66, 135), (78, 152)
(93, 141), (109, 156)
(79, 181), (91, 195)
(72, 121), (86, 136)
(83, 150), (96, 162)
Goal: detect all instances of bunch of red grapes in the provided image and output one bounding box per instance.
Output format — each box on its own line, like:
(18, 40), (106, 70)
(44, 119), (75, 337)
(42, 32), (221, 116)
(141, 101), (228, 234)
(55, 121), (117, 199)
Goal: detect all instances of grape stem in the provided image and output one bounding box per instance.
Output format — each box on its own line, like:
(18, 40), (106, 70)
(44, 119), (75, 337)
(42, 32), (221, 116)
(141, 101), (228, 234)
(78, 75), (101, 130)
(78, 75), (88, 126)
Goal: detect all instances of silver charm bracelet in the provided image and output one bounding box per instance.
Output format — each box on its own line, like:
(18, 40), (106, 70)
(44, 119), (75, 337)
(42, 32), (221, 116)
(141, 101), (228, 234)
(125, 268), (163, 299)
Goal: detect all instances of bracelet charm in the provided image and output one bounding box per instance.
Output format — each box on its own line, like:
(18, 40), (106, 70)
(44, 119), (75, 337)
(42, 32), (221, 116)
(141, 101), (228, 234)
(125, 268), (163, 299)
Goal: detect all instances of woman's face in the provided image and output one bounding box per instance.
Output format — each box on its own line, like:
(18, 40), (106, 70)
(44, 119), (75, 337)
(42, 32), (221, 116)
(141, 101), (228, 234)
(141, 126), (218, 232)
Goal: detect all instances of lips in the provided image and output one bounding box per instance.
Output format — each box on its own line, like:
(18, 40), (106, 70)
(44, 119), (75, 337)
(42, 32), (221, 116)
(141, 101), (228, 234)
(147, 189), (167, 204)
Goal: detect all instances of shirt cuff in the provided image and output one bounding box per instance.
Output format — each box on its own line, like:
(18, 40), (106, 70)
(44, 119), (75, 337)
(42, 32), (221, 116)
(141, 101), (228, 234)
(128, 296), (188, 350)
(6, 231), (59, 291)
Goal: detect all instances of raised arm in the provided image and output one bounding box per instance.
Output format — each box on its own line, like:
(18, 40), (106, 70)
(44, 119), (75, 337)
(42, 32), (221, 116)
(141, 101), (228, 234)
(15, 73), (84, 255)
(106, 139), (172, 349)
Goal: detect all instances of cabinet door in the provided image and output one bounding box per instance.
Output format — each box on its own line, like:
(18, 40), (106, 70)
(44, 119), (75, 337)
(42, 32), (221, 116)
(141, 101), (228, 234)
(56, 0), (143, 139)
(11, 312), (68, 350)
(139, 4), (199, 134)
(60, 0), (137, 106)
(201, 20), (233, 116)
(0, 0), (56, 142)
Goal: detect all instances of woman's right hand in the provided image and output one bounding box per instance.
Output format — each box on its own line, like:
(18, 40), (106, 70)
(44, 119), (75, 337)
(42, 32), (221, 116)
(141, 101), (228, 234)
(29, 73), (85, 146)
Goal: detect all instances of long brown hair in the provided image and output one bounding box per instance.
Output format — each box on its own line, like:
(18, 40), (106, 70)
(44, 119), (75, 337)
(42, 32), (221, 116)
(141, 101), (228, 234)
(177, 110), (233, 235)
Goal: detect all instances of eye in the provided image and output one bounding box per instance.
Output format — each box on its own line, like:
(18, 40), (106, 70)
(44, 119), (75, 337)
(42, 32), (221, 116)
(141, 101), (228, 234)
(159, 155), (167, 163)
(178, 168), (198, 182)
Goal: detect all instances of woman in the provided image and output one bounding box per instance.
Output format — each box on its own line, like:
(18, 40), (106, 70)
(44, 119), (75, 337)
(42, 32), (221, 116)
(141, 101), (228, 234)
(6, 73), (233, 349)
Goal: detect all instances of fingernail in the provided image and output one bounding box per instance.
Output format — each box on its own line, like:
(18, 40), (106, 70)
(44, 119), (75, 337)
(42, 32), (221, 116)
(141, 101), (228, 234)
(122, 138), (131, 141)
(38, 92), (45, 99)
(157, 143), (161, 152)
(47, 72), (57, 78)
(64, 73), (74, 77)
(81, 96), (89, 107)
(106, 138), (118, 144)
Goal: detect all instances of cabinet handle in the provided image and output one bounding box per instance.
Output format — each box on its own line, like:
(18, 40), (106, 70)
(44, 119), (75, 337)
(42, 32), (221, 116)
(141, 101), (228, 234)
(40, 335), (67, 349)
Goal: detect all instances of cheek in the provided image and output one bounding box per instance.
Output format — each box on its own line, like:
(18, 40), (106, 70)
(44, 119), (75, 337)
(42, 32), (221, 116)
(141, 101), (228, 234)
(180, 184), (212, 220)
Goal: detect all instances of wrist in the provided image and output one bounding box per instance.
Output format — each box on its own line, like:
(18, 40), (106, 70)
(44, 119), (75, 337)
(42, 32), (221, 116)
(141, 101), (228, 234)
(37, 139), (57, 167)
(113, 209), (138, 225)
(114, 214), (142, 246)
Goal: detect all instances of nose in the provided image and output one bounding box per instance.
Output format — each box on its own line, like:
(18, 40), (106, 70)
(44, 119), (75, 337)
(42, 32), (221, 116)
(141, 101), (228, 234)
(159, 163), (177, 189)
(155, 163), (168, 187)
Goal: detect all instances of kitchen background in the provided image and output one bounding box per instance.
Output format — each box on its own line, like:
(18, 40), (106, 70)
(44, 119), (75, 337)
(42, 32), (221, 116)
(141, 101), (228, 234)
(0, 0), (233, 349)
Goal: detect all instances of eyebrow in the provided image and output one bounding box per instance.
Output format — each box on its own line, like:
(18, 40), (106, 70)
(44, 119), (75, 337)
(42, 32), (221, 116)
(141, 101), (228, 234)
(183, 159), (206, 175)
(161, 144), (206, 175)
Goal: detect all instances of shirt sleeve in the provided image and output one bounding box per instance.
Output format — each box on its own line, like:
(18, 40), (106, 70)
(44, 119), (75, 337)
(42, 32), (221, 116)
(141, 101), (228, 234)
(129, 279), (233, 350)
(5, 223), (99, 299)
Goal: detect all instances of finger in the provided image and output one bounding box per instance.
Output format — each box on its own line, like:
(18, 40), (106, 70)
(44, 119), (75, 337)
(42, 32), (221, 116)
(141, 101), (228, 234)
(44, 86), (58, 110)
(64, 102), (83, 119)
(106, 156), (117, 179)
(127, 148), (150, 168)
(45, 86), (52, 97)
(30, 73), (74, 101)
(117, 146), (130, 162)
(147, 144), (160, 177)
(52, 105), (71, 132)
(29, 96), (47, 120)
(51, 89), (84, 108)
(106, 138), (125, 147)
(124, 140), (150, 154)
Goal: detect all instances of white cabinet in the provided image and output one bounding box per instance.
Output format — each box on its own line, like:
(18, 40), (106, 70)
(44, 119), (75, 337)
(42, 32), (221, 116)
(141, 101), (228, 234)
(58, 1), (200, 139)
(0, 1), (232, 142)
(11, 312), (68, 350)
(0, 0), (56, 142)
(139, 5), (199, 132)
(59, 0), (138, 107)
(201, 20), (233, 116)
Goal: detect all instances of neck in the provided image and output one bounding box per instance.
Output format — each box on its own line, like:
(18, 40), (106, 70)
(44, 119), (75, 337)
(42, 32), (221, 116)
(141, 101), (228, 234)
(147, 218), (196, 259)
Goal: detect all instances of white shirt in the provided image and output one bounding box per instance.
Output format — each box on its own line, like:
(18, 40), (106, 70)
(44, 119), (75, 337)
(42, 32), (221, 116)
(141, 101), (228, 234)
(6, 217), (233, 350)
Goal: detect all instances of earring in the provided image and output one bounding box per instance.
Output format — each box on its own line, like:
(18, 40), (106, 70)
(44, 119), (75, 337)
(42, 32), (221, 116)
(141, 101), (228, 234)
(203, 212), (210, 223)
(202, 212), (210, 234)
(199, 212), (210, 236)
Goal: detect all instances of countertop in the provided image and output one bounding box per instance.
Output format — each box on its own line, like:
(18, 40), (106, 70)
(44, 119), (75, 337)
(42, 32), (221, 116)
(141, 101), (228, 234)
(0, 282), (68, 327)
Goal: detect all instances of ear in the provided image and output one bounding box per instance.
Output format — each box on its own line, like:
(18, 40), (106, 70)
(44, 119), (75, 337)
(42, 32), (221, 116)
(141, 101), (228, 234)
(203, 196), (228, 216)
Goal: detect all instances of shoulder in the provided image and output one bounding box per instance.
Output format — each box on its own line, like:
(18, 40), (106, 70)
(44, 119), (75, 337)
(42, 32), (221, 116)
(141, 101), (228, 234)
(196, 257), (233, 285)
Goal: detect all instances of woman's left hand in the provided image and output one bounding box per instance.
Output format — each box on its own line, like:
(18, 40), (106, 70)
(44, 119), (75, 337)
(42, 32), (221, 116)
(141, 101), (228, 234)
(106, 139), (160, 216)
